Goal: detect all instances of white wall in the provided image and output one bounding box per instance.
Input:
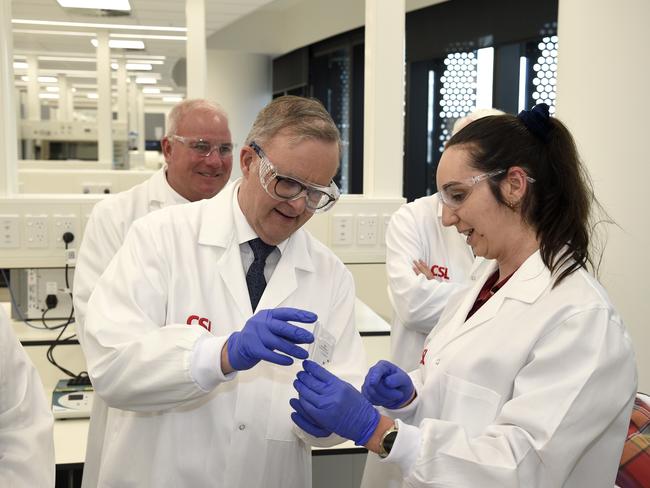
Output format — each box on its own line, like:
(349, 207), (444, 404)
(556, 0), (650, 391)
(205, 50), (272, 179)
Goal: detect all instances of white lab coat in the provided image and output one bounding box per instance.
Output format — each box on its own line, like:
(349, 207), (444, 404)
(385, 194), (475, 372)
(73, 167), (187, 488)
(381, 251), (637, 487)
(362, 194), (476, 488)
(0, 307), (55, 487)
(83, 180), (366, 487)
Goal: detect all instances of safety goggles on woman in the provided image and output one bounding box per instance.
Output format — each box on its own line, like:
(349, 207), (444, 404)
(250, 141), (340, 213)
(440, 169), (535, 209)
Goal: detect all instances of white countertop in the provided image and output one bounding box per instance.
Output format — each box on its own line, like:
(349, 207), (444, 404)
(6, 298), (389, 343)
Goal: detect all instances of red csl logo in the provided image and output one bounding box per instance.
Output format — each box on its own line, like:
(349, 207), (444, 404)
(430, 264), (450, 280)
(186, 315), (212, 332)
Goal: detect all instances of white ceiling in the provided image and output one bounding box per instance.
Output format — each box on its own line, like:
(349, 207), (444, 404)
(10, 0), (447, 106)
(10, 0), (277, 103)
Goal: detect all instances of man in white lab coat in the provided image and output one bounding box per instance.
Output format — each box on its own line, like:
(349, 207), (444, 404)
(73, 98), (233, 488)
(81, 95), (366, 487)
(0, 306), (55, 487)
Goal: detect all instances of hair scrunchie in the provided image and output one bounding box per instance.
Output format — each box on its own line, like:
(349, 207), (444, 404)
(517, 103), (551, 142)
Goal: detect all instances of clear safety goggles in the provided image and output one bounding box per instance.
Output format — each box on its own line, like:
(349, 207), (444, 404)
(439, 168), (535, 209)
(171, 135), (234, 159)
(250, 141), (340, 213)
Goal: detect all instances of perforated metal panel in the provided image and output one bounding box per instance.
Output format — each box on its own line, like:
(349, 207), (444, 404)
(438, 51), (477, 152)
(532, 35), (558, 114)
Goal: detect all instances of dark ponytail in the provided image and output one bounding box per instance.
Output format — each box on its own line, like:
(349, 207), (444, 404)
(446, 107), (601, 286)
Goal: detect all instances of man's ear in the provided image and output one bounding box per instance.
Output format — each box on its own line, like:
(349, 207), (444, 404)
(240, 146), (255, 177)
(161, 137), (173, 164)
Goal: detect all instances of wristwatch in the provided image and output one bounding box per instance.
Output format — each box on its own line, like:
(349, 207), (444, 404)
(378, 423), (399, 459)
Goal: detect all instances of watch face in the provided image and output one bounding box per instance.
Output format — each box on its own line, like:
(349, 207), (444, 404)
(380, 429), (398, 458)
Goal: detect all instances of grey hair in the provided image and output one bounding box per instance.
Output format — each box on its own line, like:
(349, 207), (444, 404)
(452, 107), (505, 136)
(166, 99), (229, 137)
(244, 96), (340, 150)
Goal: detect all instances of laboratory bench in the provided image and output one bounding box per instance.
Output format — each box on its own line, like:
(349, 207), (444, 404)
(5, 299), (390, 488)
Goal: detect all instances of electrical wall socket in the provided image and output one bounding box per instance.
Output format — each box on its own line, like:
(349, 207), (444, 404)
(356, 214), (378, 245)
(24, 214), (49, 249)
(0, 214), (20, 248)
(52, 213), (80, 249)
(331, 215), (354, 245)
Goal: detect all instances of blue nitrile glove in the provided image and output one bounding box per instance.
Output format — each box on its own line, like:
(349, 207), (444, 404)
(361, 360), (414, 409)
(227, 308), (316, 371)
(291, 360), (380, 446)
(289, 397), (332, 438)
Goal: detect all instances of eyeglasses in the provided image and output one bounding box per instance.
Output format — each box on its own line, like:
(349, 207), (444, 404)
(249, 141), (340, 213)
(171, 135), (234, 159)
(439, 168), (536, 209)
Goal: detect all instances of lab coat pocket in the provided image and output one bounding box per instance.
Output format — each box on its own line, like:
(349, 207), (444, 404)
(265, 363), (300, 442)
(439, 373), (501, 438)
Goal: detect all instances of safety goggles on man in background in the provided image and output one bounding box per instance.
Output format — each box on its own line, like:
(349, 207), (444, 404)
(172, 135), (235, 159)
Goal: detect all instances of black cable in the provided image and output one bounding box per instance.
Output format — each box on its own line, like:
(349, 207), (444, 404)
(45, 239), (88, 380)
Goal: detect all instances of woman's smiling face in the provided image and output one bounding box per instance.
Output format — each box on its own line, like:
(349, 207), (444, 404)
(436, 144), (514, 261)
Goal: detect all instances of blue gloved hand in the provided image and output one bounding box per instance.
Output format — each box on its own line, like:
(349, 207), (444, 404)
(291, 360), (380, 446)
(361, 360), (414, 409)
(227, 308), (316, 371)
(289, 397), (332, 438)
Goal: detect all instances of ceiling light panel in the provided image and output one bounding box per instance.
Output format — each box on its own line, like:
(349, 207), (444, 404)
(135, 77), (157, 84)
(13, 19), (187, 32)
(21, 76), (59, 83)
(91, 39), (145, 49)
(57, 0), (131, 10)
(111, 62), (152, 71)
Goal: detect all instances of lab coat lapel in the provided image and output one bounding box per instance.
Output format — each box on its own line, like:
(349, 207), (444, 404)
(257, 230), (315, 310)
(217, 236), (252, 317)
(430, 251), (550, 352)
(198, 182), (252, 317)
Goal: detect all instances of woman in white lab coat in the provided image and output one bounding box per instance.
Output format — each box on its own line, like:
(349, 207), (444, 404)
(290, 103), (637, 487)
(0, 306), (55, 487)
(383, 109), (504, 374)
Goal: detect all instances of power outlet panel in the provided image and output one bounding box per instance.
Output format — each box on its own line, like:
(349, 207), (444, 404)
(52, 214), (80, 249)
(356, 214), (378, 245)
(0, 195), (102, 268)
(331, 215), (354, 245)
(0, 214), (20, 248)
(305, 195), (405, 263)
(24, 214), (49, 249)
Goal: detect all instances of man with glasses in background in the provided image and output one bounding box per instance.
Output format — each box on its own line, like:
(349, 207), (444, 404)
(73, 98), (233, 488)
(80, 96), (366, 487)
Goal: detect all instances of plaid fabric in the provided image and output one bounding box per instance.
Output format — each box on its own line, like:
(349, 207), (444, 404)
(617, 394), (650, 487)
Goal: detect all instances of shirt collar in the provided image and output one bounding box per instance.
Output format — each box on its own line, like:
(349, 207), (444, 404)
(232, 181), (288, 255)
(149, 165), (189, 206)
